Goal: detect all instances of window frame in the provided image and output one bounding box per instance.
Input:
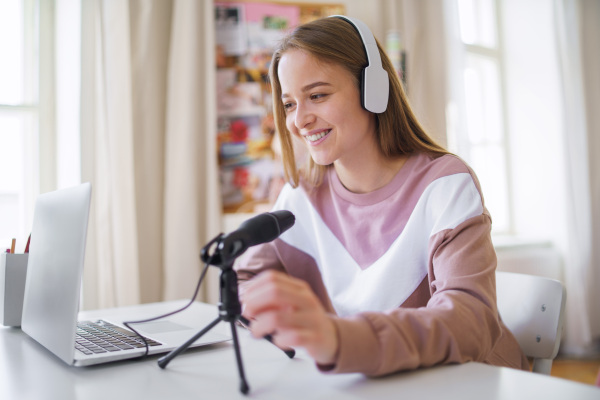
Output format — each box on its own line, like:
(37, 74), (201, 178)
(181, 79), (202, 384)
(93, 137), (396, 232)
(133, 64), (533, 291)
(0, 0), (55, 248)
(453, 0), (514, 236)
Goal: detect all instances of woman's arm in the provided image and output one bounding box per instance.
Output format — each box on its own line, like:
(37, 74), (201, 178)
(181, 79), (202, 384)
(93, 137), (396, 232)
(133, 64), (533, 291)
(323, 214), (503, 376)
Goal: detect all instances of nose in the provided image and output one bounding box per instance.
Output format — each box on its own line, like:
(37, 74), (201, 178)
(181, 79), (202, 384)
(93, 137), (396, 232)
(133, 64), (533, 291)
(294, 103), (315, 130)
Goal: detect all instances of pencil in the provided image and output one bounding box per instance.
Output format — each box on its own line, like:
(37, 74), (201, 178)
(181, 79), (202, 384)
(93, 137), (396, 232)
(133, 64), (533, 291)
(10, 238), (16, 254)
(24, 234), (31, 253)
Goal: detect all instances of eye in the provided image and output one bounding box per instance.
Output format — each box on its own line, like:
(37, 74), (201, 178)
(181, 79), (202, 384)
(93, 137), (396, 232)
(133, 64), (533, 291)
(310, 93), (327, 101)
(283, 101), (295, 112)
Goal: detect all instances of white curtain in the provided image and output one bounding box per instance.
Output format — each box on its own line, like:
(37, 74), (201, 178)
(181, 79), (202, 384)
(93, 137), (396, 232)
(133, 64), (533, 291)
(80, 0), (221, 310)
(554, 0), (600, 355)
(393, 0), (450, 148)
(579, 0), (600, 347)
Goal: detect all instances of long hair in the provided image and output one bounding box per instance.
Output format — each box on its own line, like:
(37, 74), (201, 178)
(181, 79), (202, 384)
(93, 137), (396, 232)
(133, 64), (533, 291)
(269, 17), (448, 187)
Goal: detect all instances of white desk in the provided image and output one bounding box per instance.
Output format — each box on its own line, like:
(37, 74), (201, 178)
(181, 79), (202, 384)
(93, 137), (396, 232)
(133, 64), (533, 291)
(2, 300), (599, 400)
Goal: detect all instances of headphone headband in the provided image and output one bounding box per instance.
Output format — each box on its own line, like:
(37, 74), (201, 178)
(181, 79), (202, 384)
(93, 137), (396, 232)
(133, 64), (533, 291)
(329, 15), (389, 113)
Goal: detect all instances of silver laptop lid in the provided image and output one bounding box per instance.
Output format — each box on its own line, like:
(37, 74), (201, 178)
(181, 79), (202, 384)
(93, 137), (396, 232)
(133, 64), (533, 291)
(21, 183), (92, 364)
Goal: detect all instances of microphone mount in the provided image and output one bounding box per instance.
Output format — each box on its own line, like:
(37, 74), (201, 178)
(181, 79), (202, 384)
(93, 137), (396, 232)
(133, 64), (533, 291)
(199, 232), (246, 268)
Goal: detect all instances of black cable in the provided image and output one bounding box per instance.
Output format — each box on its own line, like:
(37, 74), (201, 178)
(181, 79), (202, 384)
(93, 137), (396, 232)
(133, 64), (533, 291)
(123, 259), (212, 359)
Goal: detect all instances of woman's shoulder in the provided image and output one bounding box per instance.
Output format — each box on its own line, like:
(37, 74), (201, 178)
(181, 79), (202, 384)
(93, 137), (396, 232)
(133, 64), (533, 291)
(410, 152), (487, 217)
(406, 152), (483, 192)
(411, 152), (472, 176)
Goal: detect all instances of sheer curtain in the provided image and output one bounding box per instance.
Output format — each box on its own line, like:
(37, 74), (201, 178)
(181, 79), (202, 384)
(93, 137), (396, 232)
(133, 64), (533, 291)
(554, 0), (600, 355)
(80, 0), (221, 310)
(393, 0), (450, 147)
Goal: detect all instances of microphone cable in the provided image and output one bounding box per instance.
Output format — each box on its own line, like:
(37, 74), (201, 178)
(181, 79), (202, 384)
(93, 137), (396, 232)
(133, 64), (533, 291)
(122, 254), (213, 359)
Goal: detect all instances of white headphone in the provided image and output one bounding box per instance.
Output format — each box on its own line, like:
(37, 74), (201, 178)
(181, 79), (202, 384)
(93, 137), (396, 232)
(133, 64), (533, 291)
(329, 15), (390, 113)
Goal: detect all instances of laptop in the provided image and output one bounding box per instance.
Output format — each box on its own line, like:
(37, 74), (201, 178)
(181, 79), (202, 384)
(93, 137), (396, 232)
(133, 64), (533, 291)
(21, 182), (230, 366)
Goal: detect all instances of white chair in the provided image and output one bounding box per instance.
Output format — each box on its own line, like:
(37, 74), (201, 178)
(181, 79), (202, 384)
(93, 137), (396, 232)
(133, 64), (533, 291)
(496, 271), (567, 375)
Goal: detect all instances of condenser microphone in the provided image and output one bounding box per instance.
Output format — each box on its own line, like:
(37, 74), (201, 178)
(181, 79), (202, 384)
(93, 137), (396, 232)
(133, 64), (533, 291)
(218, 210), (295, 260)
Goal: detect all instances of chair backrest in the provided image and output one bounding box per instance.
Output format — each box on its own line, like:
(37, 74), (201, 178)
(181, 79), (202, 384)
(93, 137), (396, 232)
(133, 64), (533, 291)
(496, 271), (567, 375)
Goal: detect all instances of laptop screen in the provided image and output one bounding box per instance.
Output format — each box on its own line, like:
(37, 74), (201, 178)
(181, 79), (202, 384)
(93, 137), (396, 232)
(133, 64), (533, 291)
(21, 183), (92, 364)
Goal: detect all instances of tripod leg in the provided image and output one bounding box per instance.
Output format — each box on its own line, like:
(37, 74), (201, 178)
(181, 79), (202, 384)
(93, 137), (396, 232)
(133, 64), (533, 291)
(229, 320), (250, 395)
(238, 315), (295, 359)
(158, 316), (221, 369)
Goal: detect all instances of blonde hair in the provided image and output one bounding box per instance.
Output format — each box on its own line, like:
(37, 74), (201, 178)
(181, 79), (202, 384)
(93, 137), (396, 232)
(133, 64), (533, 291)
(269, 17), (447, 187)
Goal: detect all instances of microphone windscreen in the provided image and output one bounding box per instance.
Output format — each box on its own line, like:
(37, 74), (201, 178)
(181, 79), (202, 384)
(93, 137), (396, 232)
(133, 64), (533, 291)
(271, 210), (295, 234)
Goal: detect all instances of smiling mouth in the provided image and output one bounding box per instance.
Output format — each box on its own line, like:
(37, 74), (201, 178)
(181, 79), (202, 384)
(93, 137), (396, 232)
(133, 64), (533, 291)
(305, 129), (331, 143)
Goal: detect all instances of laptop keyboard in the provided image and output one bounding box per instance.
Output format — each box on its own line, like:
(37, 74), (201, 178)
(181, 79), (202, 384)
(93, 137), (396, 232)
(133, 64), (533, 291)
(75, 320), (162, 355)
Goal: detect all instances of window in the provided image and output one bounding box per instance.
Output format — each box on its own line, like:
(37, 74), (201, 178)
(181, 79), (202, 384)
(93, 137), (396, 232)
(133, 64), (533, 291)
(0, 0), (39, 250)
(452, 0), (511, 234)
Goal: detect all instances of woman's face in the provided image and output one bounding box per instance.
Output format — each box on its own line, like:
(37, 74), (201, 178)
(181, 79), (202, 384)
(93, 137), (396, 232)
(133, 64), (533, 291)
(278, 49), (377, 167)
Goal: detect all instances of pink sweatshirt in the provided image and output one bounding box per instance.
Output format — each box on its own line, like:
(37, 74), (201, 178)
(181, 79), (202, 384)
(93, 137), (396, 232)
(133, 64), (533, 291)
(235, 152), (529, 376)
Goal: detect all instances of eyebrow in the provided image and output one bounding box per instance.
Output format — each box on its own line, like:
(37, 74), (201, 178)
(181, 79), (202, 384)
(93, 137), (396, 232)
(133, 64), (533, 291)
(281, 81), (333, 99)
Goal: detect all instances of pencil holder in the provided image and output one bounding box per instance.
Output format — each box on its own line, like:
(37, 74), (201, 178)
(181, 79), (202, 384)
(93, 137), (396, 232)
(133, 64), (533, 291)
(0, 253), (29, 327)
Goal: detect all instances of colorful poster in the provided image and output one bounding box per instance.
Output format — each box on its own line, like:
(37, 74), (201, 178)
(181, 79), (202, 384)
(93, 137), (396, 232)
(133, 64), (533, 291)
(215, 3), (247, 56)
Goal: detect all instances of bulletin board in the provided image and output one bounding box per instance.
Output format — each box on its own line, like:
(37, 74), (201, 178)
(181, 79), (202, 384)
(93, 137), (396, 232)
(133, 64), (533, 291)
(215, 1), (345, 214)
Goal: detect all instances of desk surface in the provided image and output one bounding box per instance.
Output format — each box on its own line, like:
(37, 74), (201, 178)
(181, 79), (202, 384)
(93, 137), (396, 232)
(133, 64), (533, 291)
(2, 300), (599, 400)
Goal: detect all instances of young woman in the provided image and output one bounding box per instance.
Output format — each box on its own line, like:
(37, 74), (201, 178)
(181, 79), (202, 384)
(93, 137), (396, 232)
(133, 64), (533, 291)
(235, 16), (528, 376)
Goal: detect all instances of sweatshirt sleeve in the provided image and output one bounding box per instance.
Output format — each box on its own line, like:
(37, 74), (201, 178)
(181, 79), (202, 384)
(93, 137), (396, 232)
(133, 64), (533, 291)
(235, 242), (286, 296)
(321, 214), (503, 376)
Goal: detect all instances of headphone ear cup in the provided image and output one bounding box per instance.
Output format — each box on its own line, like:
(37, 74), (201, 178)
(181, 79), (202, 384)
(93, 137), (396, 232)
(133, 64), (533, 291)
(362, 65), (389, 114)
(361, 68), (368, 111)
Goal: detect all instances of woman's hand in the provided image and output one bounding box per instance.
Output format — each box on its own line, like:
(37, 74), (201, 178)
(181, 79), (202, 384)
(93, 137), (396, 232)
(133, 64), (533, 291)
(240, 270), (339, 366)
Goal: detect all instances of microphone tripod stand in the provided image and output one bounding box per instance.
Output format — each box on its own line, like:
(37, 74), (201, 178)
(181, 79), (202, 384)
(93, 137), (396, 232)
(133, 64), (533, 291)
(157, 234), (295, 395)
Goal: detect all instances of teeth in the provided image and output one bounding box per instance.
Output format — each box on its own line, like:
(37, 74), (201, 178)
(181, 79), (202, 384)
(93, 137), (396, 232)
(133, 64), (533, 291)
(306, 130), (330, 142)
